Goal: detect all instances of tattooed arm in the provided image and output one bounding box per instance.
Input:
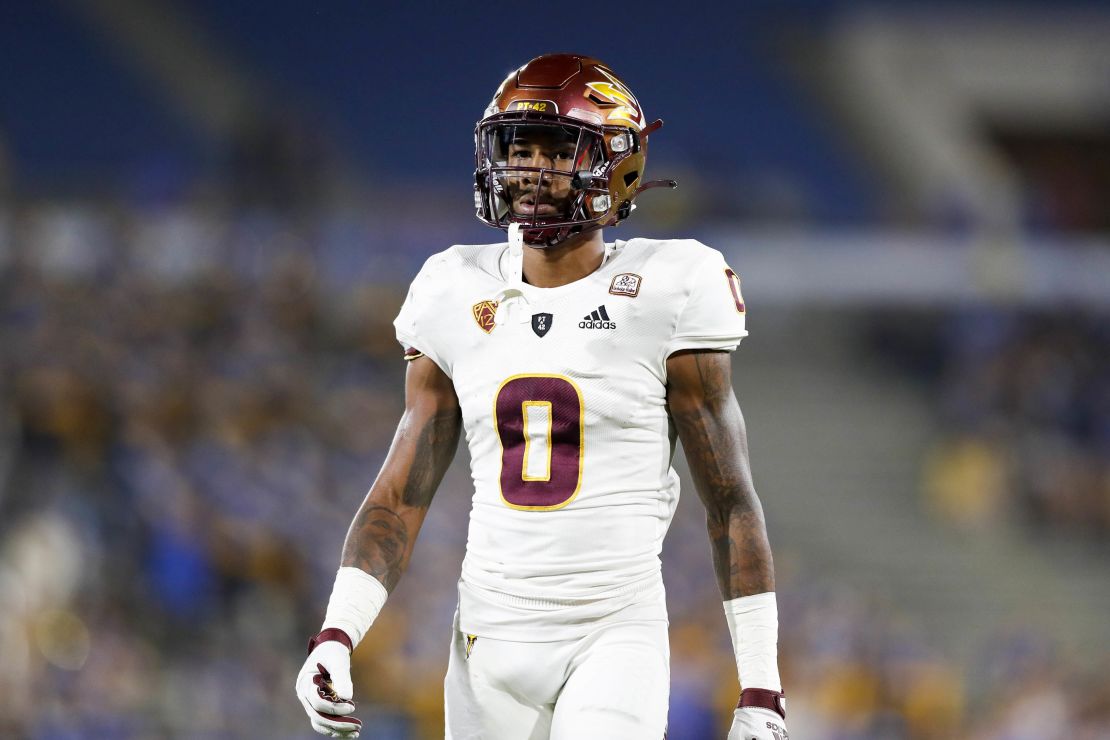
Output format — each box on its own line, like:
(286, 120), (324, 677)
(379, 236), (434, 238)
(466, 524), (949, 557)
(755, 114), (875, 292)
(340, 355), (461, 591)
(666, 349), (774, 598)
(296, 355), (460, 736)
(666, 349), (786, 735)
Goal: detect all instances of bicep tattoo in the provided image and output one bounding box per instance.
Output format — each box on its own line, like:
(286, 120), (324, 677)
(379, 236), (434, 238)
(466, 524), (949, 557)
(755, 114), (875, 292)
(341, 403), (460, 590)
(400, 406), (462, 508)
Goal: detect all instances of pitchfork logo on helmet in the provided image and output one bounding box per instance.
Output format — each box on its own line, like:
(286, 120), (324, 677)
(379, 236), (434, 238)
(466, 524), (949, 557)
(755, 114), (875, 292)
(584, 68), (643, 130)
(474, 53), (676, 247)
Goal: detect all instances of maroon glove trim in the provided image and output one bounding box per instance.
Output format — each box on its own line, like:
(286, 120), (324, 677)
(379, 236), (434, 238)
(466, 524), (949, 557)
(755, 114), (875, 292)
(307, 627), (353, 655)
(738, 688), (786, 719)
(313, 708), (363, 729)
(310, 658), (362, 728)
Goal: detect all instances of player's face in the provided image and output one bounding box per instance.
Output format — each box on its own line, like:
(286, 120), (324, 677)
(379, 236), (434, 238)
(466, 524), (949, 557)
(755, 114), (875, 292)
(503, 126), (579, 219)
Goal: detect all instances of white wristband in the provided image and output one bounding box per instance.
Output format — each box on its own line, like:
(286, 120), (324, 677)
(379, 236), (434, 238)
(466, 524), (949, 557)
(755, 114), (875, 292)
(321, 567), (389, 649)
(723, 591), (781, 691)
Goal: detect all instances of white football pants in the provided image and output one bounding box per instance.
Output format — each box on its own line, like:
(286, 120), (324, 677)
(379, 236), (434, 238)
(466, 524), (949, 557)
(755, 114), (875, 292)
(444, 616), (670, 739)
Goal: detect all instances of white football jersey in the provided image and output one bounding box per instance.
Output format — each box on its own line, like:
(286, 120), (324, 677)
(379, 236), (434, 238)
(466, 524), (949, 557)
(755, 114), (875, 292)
(394, 238), (747, 640)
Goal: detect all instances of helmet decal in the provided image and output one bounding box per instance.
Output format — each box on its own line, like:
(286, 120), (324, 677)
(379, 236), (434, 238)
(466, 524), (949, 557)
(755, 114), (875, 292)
(583, 67), (643, 130)
(511, 100), (559, 113)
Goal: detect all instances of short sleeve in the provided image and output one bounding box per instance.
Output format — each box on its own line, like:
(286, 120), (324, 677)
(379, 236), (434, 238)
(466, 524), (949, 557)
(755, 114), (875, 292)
(666, 250), (748, 358)
(393, 254), (452, 376)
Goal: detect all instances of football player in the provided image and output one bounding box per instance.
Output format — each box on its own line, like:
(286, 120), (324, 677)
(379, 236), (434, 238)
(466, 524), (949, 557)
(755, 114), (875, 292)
(296, 53), (787, 740)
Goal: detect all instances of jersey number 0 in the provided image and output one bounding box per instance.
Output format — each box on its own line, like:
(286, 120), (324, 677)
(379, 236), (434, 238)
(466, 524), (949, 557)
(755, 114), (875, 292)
(494, 374), (584, 510)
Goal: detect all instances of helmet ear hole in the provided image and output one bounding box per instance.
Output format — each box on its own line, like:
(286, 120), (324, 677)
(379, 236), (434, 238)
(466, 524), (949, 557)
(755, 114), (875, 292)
(623, 171), (640, 188)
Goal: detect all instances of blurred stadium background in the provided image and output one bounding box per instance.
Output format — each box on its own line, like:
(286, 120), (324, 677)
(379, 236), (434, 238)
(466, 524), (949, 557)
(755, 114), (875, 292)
(1, 1), (1109, 738)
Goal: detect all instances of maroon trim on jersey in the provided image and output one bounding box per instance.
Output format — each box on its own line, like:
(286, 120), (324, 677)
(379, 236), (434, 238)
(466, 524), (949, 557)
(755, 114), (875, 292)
(403, 346), (426, 361)
(738, 688), (786, 719)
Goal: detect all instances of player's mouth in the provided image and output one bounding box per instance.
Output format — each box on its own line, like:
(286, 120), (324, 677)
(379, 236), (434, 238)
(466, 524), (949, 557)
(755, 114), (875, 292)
(516, 196), (560, 216)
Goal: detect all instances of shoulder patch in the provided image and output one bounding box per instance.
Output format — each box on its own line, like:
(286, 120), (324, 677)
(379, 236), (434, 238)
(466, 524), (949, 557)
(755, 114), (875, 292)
(609, 273), (642, 297)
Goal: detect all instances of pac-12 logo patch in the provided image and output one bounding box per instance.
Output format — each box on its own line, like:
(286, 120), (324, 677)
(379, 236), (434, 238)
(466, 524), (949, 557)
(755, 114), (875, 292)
(531, 312), (553, 337)
(472, 300), (499, 333)
(609, 273), (642, 297)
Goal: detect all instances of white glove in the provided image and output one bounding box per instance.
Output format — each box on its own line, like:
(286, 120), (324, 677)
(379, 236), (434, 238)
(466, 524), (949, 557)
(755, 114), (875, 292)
(295, 634), (362, 738)
(727, 707), (789, 740)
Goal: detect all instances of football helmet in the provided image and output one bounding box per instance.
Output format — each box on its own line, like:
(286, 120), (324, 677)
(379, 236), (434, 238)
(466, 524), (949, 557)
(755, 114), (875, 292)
(474, 53), (676, 247)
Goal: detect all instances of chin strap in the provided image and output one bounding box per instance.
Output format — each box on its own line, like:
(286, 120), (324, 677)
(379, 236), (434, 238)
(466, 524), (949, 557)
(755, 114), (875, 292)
(506, 223), (524, 283)
(493, 223), (529, 327)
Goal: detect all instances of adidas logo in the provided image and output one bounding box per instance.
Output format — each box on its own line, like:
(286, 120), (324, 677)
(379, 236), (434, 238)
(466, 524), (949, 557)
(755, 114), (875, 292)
(579, 305), (616, 330)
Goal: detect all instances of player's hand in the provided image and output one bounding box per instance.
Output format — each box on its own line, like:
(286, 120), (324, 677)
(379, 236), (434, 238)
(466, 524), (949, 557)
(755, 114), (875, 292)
(296, 631), (362, 737)
(727, 707), (789, 740)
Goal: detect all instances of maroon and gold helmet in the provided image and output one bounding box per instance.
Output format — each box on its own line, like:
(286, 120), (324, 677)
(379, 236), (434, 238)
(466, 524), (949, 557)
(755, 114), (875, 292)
(474, 53), (676, 247)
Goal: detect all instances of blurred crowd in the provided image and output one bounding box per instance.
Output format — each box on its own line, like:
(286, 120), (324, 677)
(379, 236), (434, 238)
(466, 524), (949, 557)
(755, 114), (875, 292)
(1, 204), (1109, 738)
(904, 311), (1110, 537)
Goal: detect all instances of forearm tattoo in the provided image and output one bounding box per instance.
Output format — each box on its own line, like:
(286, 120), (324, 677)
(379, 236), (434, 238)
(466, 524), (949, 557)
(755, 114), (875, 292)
(341, 405), (460, 591)
(342, 505), (409, 590)
(669, 352), (775, 599)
